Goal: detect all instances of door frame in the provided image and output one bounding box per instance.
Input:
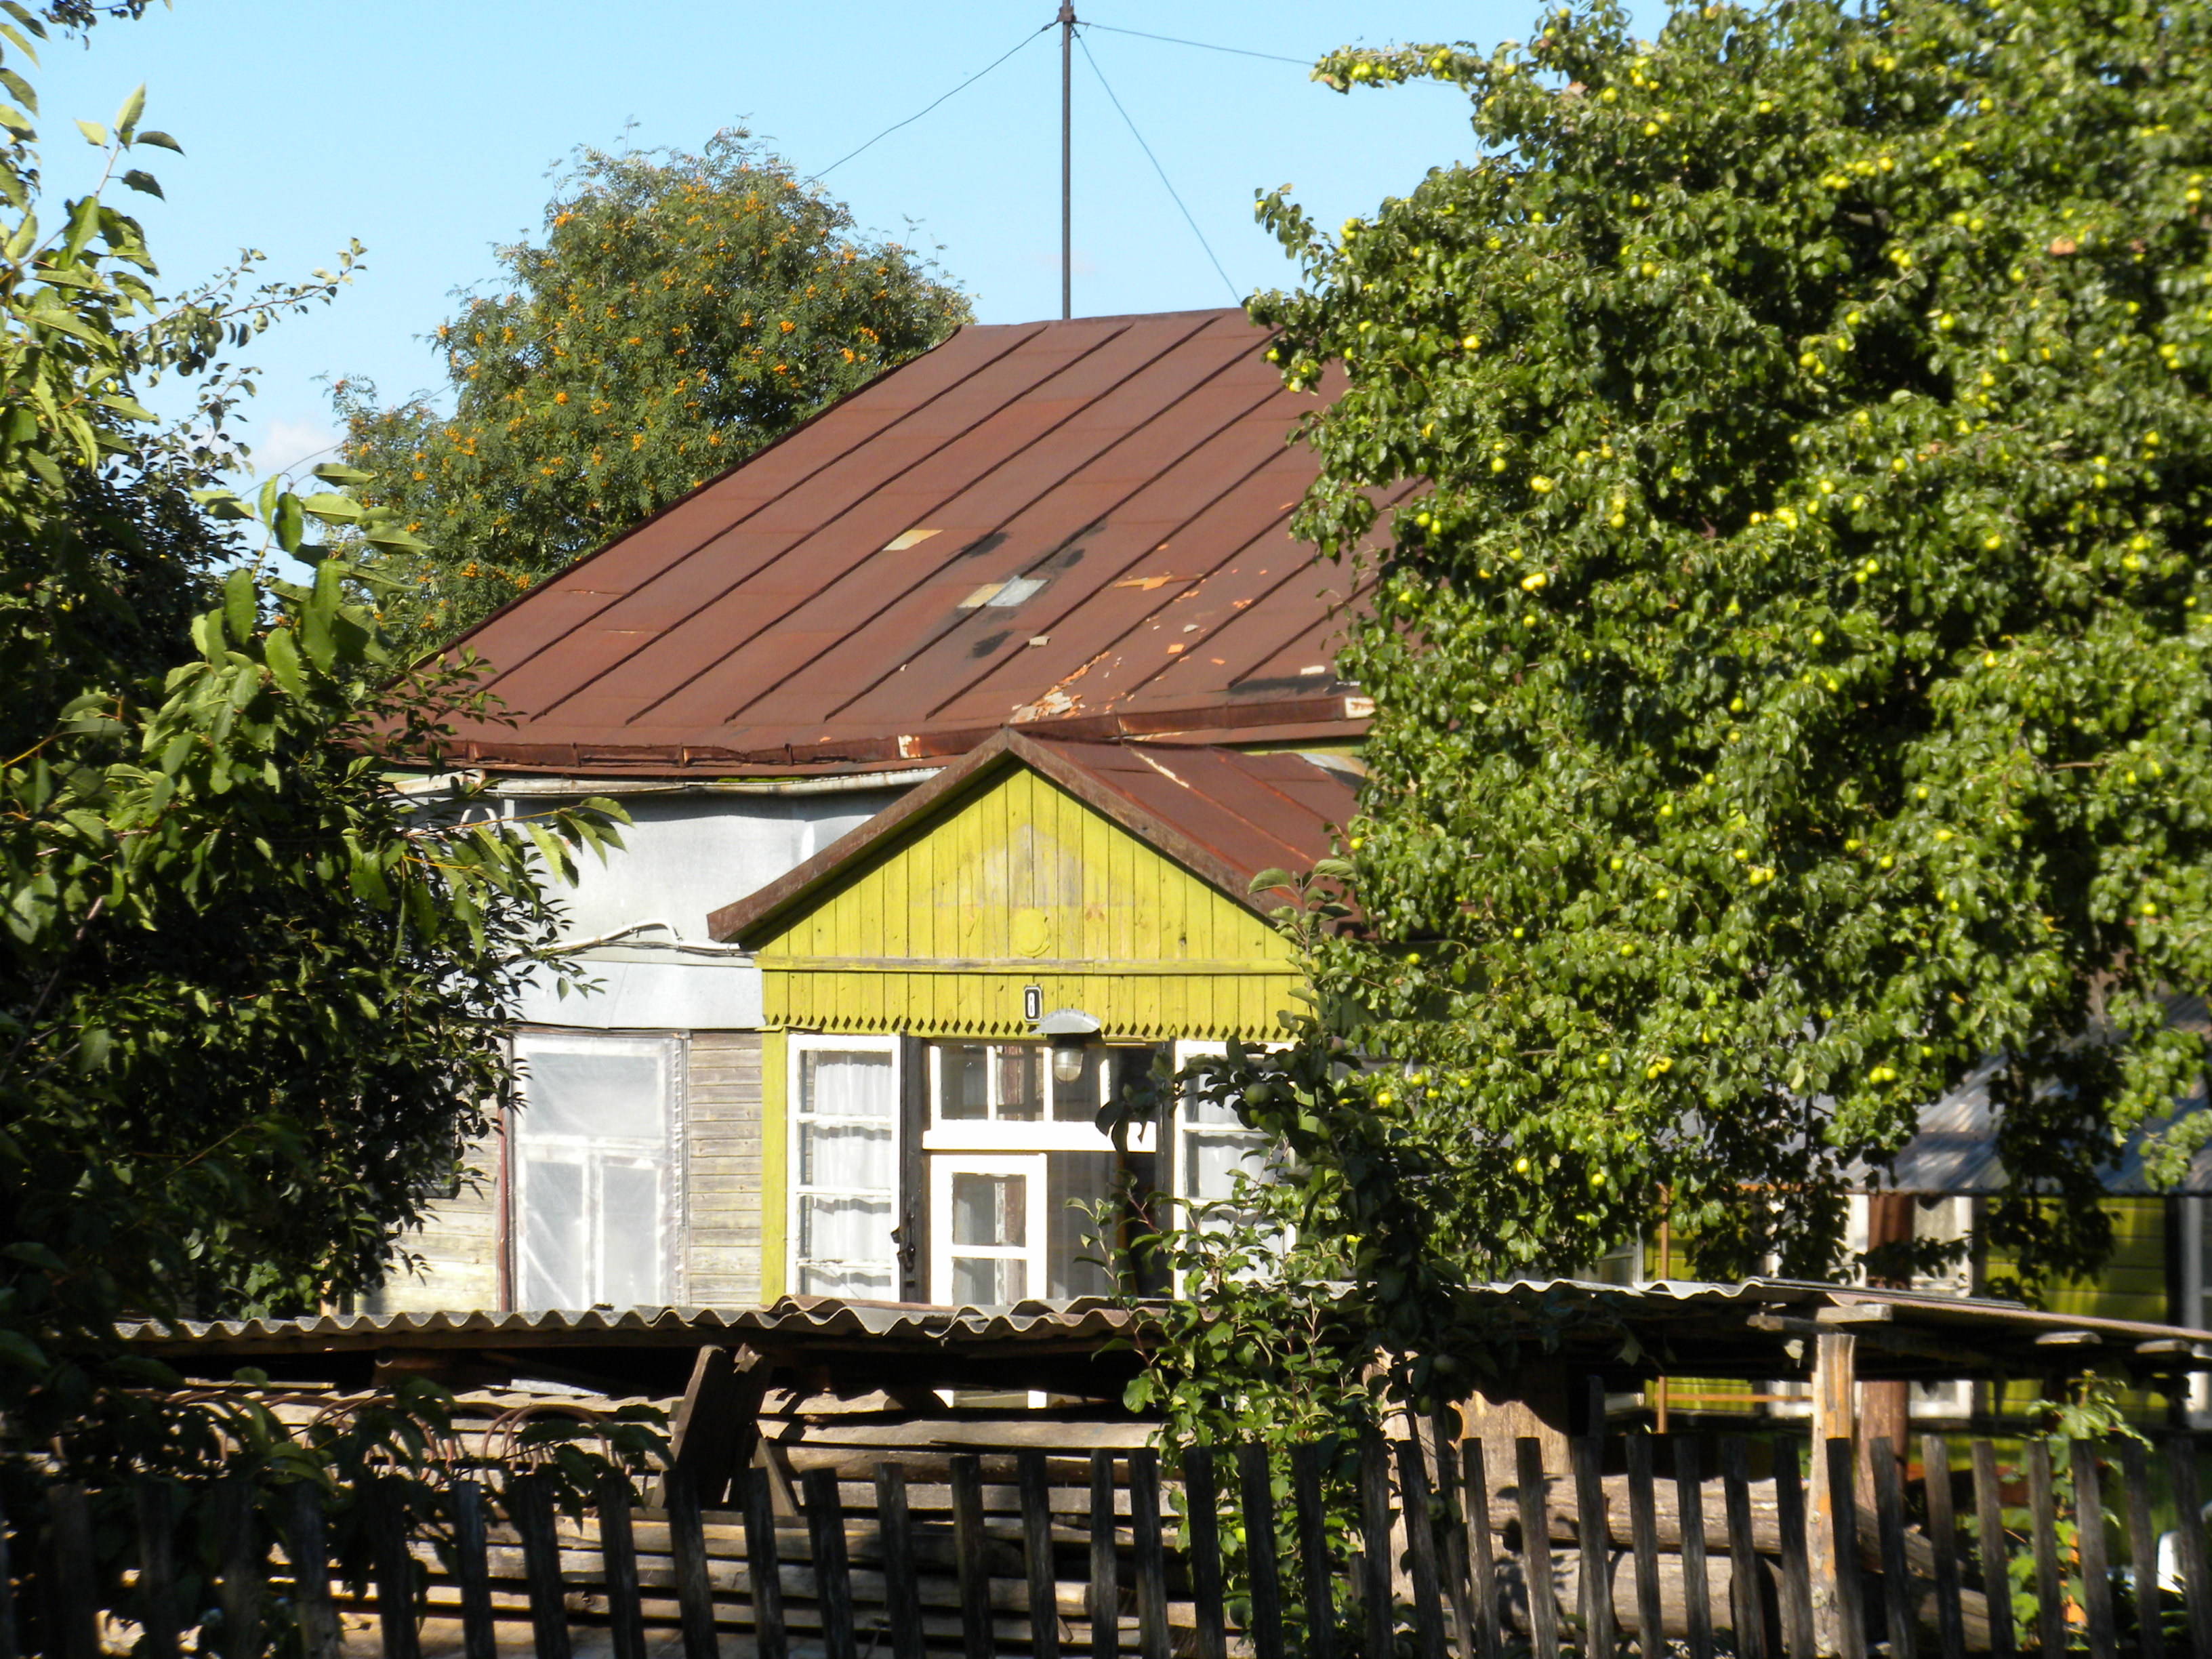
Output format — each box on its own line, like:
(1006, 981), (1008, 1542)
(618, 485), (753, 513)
(928, 1151), (1048, 1307)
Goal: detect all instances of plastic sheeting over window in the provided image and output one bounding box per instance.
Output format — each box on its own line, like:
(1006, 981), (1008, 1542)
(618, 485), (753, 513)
(512, 1032), (678, 1310)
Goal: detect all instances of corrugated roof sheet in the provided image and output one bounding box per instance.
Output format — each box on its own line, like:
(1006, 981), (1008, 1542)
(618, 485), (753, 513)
(426, 310), (1396, 777)
(708, 730), (1360, 943)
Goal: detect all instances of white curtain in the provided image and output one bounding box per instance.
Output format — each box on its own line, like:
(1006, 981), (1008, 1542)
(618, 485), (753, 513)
(796, 1047), (897, 1284)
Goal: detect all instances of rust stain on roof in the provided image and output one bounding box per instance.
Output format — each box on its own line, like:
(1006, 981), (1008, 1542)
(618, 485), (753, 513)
(418, 308), (1403, 777)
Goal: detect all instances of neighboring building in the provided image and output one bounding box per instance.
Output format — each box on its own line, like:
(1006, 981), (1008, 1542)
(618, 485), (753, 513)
(371, 306), (1387, 1315)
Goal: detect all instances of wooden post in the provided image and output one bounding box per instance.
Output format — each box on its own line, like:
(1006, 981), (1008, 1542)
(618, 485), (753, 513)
(666, 1345), (772, 1509)
(1463, 1360), (1572, 1477)
(1809, 1332), (1857, 1654)
(1858, 1196), (1914, 1502)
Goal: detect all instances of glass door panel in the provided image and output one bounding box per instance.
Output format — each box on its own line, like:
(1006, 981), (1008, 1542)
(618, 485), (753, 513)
(930, 1153), (1045, 1307)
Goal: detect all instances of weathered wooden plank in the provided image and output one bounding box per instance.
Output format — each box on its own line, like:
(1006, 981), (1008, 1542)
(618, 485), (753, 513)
(451, 1477), (499, 1659)
(1396, 1438), (1448, 1659)
(510, 1474), (571, 1659)
(1869, 1437), (1915, 1659)
(282, 1481), (342, 1659)
(1359, 1435), (1394, 1659)
(1672, 1437), (1713, 1659)
(1769, 1441), (1814, 1659)
(2071, 1441), (2117, 1659)
(1629, 1435), (1664, 1659)
(1720, 1439), (1769, 1659)
(1128, 1448), (1170, 1659)
(1237, 1445), (1285, 1659)
(1824, 1439), (1867, 1659)
(1089, 1453), (1120, 1659)
(740, 1467), (788, 1659)
(1019, 1450), (1063, 1659)
(1517, 1437), (1561, 1659)
(2117, 1439), (2163, 1659)
(1184, 1448), (1229, 1659)
(1971, 1441), (2016, 1659)
(211, 1478), (264, 1659)
(134, 1479), (182, 1659)
(1919, 1436), (1966, 1659)
(600, 1474), (650, 1659)
(1461, 1441), (1501, 1659)
(1572, 1435), (1616, 1659)
(1293, 1442), (1338, 1659)
(802, 1471), (858, 1659)
(49, 1484), (100, 1659)
(2169, 1443), (2212, 1659)
(874, 1465), (926, 1659)
(2026, 1440), (2065, 1659)
(951, 1454), (994, 1659)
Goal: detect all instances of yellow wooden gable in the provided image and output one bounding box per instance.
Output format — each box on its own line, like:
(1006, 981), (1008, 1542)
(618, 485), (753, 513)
(751, 762), (1304, 1044)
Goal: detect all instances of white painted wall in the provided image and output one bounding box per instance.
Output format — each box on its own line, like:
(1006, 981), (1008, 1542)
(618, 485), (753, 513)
(504, 783), (908, 1032)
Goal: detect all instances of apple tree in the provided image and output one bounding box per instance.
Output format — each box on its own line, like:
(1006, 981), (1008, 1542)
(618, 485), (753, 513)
(1242, 0), (2212, 1299)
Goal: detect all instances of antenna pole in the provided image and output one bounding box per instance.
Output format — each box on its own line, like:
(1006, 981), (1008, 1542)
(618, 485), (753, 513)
(1060, 2), (1076, 319)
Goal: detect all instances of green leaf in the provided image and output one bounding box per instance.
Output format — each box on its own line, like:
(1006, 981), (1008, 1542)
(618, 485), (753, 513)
(273, 491), (304, 554)
(312, 461), (373, 485)
(134, 129), (181, 154)
(72, 118), (102, 147)
(119, 169), (161, 201)
(298, 491), (363, 523)
(262, 623), (305, 695)
(0, 66), (36, 115)
(222, 569), (258, 643)
(111, 82), (143, 140)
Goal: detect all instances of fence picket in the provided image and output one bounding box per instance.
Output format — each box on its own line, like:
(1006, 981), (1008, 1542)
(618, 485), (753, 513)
(1771, 1439), (1816, 1659)
(449, 1477), (499, 1659)
(1720, 1437), (1769, 1659)
(2116, 1439), (2163, 1659)
(1919, 1435), (1967, 1659)
(1237, 1444), (1286, 1659)
(2070, 1440), (2118, 1659)
(0, 1485), (15, 1659)
(1517, 1437), (1563, 1659)
(1358, 1435), (1395, 1659)
(1673, 1436), (1714, 1659)
(1572, 1433), (1616, 1659)
(1971, 1439), (2018, 1659)
(2170, 1443), (2212, 1659)
(874, 1465), (927, 1659)
(1089, 1452), (1122, 1659)
(802, 1469), (859, 1659)
(1293, 1442), (1338, 1659)
(1870, 1437), (1916, 1659)
(1460, 1441), (1502, 1659)
(368, 1475), (425, 1659)
(1128, 1447), (1170, 1659)
(597, 1473), (648, 1659)
(950, 1453), (994, 1659)
(2026, 1439), (2066, 1658)
(739, 1465), (787, 1659)
(510, 1473), (571, 1659)
(1397, 1437), (1450, 1659)
(132, 1479), (181, 1659)
(1184, 1448), (1230, 1659)
(1823, 1437), (1868, 1659)
(213, 1479), (268, 1659)
(662, 1467), (720, 1659)
(47, 1483), (98, 1659)
(280, 1481), (340, 1659)
(1627, 1433), (1664, 1659)
(1019, 1450), (1063, 1659)
(1430, 1422), (1475, 1659)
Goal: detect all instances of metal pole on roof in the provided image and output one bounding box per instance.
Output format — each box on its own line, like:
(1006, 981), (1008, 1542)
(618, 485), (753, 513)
(1060, 1), (1076, 319)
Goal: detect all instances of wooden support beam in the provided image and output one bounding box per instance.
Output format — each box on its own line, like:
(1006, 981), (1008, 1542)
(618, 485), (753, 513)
(666, 1345), (772, 1509)
(1809, 1330), (1856, 1657)
(1461, 1358), (1572, 1477)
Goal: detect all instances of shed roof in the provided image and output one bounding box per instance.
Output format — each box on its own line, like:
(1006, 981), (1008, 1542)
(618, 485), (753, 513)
(708, 729), (1360, 945)
(426, 309), (1395, 777)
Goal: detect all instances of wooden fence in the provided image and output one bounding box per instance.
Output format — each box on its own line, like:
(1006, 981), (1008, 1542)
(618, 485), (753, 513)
(7, 1430), (2212, 1659)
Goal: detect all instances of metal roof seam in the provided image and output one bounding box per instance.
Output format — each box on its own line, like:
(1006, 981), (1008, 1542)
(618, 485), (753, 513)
(466, 321), (1054, 705)
(603, 314), (1226, 732)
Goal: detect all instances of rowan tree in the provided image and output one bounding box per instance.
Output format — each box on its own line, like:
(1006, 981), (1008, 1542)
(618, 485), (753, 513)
(1239, 0), (2212, 1299)
(335, 132), (971, 653)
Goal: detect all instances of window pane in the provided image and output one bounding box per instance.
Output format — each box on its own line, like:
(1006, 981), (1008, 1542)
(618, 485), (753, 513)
(800, 1261), (894, 1298)
(997, 1046), (1044, 1121)
(599, 1161), (662, 1308)
(516, 1043), (667, 1143)
(941, 1045), (989, 1120)
(802, 1120), (893, 1190)
(800, 1193), (893, 1264)
(951, 1255), (1028, 1306)
(519, 1156), (584, 1307)
(1047, 1151), (1121, 1299)
(1185, 1130), (1269, 1202)
(801, 1048), (895, 1116)
(950, 1173), (1026, 1247)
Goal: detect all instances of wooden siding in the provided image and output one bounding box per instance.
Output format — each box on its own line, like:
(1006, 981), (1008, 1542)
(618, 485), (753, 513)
(756, 766), (1303, 1042)
(366, 1128), (501, 1314)
(684, 1032), (764, 1303)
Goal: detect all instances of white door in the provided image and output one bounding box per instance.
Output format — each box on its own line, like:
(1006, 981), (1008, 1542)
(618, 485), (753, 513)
(790, 1038), (901, 1298)
(930, 1153), (1047, 1307)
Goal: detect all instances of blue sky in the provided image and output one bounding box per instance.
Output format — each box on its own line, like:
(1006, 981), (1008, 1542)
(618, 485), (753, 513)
(30, 1), (1662, 487)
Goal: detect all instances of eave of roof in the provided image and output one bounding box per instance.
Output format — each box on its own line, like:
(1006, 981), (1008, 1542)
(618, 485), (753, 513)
(707, 729), (1357, 945)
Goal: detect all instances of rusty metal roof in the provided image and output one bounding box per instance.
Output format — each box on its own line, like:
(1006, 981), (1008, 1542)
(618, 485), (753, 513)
(428, 309), (1395, 777)
(708, 730), (1360, 945)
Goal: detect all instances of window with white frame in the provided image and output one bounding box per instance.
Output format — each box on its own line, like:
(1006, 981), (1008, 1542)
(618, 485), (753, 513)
(1172, 1041), (1278, 1218)
(790, 1038), (899, 1298)
(512, 1031), (678, 1310)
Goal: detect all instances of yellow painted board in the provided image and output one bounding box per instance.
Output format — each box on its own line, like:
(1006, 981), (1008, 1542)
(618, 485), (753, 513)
(758, 1028), (788, 1302)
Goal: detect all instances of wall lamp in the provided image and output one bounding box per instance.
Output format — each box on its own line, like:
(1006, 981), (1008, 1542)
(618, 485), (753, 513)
(1033, 1007), (1101, 1083)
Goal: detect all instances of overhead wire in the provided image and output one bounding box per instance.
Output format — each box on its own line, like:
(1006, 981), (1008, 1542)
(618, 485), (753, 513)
(1073, 30), (1243, 306)
(1077, 21), (1314, 68)
(813, 22), (1054, 180)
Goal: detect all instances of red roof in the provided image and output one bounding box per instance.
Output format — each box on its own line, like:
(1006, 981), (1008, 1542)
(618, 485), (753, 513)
(709, 731), (1360, 944)
(429, 308), (1395, 777)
